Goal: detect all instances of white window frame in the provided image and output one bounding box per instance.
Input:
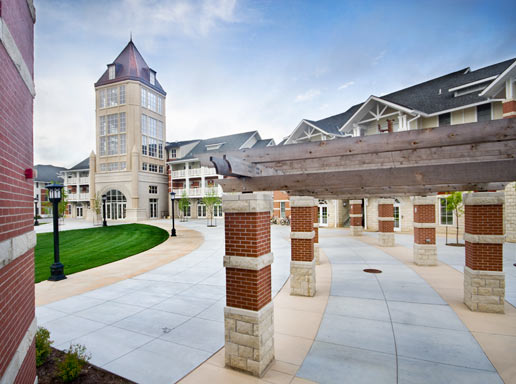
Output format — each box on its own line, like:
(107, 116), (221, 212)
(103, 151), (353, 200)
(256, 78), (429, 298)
(108, 65), (115, 80)
(439, 197), (455, 226)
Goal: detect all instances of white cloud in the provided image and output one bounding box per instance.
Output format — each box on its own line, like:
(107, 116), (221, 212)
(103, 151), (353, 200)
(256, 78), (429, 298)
(295, 89), (321, 103)
(372, 50), (386, 65)
(338, 81), (355, 90)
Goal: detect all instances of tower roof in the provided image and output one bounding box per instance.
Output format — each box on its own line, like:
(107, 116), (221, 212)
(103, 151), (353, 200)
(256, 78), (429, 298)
(95, 40), (166, 95)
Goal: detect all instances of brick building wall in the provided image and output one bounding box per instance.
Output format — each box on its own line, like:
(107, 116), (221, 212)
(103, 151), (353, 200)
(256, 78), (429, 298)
(0, 0), (37, 383)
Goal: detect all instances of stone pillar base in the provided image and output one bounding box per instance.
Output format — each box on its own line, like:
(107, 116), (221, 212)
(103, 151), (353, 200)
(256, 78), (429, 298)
(350, 225), (363, 236)
(314, 244), (320, 265)
(379, 232), (395, 247)
(290, 260), (316, 297)
(413, 244), (437, 266)
(224, 303), (274, 377)
(464, 266), (505, 314)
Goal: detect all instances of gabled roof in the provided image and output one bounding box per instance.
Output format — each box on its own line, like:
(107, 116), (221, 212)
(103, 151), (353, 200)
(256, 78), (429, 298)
(69, 157), (90, 171)
(253, 139), (275, 148)
(95, 40), (166, 95)
(34, 165), (66, 183)
(306, 104), (363, 135)
(170, 131), (260, 161)
(165, 140), (200, 149)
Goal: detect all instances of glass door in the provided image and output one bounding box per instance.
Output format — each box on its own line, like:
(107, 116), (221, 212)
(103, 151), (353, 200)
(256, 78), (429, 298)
(76, 205), (83, 218)
(150, 199), (157, 218)
(394, 200), (401, 231)
(319, 205), (328, 227)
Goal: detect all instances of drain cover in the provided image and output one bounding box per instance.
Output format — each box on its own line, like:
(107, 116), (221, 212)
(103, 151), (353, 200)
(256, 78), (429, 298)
(363, 268), (382, 274)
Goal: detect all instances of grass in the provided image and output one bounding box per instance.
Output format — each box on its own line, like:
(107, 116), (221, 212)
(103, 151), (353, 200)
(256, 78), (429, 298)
(35, 224), (169, 283)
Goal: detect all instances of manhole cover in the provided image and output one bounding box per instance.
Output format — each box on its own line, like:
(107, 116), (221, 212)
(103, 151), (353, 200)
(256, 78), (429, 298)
(363, 268), (382, 274)
(514, 263), (516, 267)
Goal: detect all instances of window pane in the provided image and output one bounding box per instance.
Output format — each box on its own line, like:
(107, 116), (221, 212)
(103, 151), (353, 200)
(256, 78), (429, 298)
(158, 97), (162, 114)
(108, 114), (118, 134)
(99, 116), (106, 136)
(141, 114), (147, 135)
(100, 90), (106, 108)
(119, 112), (126, 132)
(119, 85), (126, 104)
(108, 135), (118, 155)
(141, 88), (146, 107)
(142, 136), (147, 155)
(120, 134), (126, 154)
(100, 137), (106, 156)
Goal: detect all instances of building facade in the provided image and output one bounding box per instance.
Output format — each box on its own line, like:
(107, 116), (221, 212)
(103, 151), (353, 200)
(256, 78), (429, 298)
(281, 57), (516, 240)
(89, 40), (169, 221)
(60, 158), (91, 219)
(34, 164), (66, 217)
(166, 132), (274, 219)
(0, 1), (38, 383)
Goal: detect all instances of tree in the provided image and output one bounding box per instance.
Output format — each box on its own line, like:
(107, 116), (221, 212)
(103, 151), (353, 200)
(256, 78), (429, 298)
(446, 191), (464, 245)
(202, 189), (221, 227)
(58, 188), (68, 218)
(92, 192), (102, 224)
(178, 191), (190, 222)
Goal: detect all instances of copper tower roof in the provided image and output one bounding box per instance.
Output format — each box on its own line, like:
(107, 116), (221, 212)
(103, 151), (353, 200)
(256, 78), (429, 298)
(95, 40), (166, 95)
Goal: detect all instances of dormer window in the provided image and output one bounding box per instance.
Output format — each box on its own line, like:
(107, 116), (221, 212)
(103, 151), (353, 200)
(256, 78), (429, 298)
(150, 71), (156, 86)
(108, 65), (115, 80)
(170, 149), (177, 158)
(205, 143), (224, 151)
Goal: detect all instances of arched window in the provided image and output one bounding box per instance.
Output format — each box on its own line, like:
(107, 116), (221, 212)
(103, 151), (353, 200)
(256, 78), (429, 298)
(106, 189), (127, 202)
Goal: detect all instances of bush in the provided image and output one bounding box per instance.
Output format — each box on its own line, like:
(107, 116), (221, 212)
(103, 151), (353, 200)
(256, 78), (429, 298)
(35, 327), (53, 367)
(58, 344), (91, 382)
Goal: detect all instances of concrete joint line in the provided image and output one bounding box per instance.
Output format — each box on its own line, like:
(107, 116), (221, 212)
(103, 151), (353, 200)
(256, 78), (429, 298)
(0, 17), (36, 97)
(290, 231), (315, 239)
(223, 253), (274, 270)
(463, 192), (504, 206)
(378, 217), (395, 221)
(464, 233), (505, 244)
(413, 222), (436, 228)
(0, 230), (37, 268)
(413, 243), (437, 249)
(290, 259), (316, 269)
(350, 200), (362, 204)
(349, 214), (363, 218)
(0, 317), (37, 384)
(378, 198), (395, 204)
(464, 266), (505, 277)
(224, 301), (273, 320)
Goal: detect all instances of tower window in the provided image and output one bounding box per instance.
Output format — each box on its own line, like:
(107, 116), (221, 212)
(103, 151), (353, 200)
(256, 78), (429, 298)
(150, 71), (156, 85)
(108, 65), (115, 80)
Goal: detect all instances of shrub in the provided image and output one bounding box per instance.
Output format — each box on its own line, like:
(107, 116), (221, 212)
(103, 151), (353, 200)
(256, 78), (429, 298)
(58, 344), (91, 382)
(35, 327), (53, 367)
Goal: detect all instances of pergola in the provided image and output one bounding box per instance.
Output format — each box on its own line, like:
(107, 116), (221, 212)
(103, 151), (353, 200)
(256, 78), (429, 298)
(200, 118), (516, 377)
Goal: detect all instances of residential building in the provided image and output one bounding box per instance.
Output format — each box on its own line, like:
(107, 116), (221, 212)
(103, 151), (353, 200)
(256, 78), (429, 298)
(281, 57), (516, 240)
(166, 131), (274, 219)
(88, 39), (169, 220)
(60, 157), (90, 218)
(34, 164), (66, 216)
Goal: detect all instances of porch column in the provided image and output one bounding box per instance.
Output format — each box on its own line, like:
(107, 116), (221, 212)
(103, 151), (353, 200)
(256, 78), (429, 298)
(378, 198), (395, 247)
(313, 206), (320, 264)
(350, 199), (363, 236)
(290, 196), (316, 297)
(463, 192), (505, 314)
(222, 193), (274, 376)
(413, 197), (437, 266)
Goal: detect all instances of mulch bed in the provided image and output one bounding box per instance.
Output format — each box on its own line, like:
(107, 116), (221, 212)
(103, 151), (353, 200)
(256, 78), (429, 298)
(446, 243), (465, 247)
(37, 348), (134, 384)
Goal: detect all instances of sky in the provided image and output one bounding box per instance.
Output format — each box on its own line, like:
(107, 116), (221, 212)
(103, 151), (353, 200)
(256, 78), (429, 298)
(34, 0), (516, 167)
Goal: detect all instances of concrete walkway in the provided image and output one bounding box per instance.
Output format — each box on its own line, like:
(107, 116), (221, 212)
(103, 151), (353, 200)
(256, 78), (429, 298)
(296, 229), (504, 384)
(36, 220), (292, 384)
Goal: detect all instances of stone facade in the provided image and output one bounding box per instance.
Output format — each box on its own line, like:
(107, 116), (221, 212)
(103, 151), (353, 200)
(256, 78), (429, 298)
(222, 193), (274, 377)
(464, 267), (505, 313)
(290, 196), (316, 297)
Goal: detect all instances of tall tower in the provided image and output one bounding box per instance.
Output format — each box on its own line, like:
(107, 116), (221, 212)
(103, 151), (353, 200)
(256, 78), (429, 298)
(90, 40), (168, 221)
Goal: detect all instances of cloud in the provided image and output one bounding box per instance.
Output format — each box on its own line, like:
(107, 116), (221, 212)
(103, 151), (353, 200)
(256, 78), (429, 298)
(295, 89), (321, 103)
(338, 81), (355, 90)
(372, 50), (386, 65)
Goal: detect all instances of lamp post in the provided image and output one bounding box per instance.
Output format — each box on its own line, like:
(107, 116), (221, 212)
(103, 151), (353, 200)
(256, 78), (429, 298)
(34, 196), (39, 226)
(170, 191), (176, 237)
(102, 194), (108, 227)
(47, 184), (66, 281)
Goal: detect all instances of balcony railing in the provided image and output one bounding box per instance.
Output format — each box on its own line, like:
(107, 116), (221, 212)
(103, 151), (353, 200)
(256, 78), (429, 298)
(66, 178), (77, 185)
(172, 186), (223, 198)
(171, 167), (218, 179)
(172, 169), (186, 178)
(79, 177), (89, 184)
(68, 193), (78, 200)
(79, 193), (90, 200)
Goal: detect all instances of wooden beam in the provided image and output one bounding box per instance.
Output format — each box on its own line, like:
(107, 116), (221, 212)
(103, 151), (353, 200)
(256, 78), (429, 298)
(224, 155), (283, 177)
(215, 159), (516, 194)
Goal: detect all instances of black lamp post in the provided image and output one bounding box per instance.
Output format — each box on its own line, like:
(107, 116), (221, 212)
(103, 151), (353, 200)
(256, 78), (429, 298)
(102, 194), (107, 227)
(170, 191), (176, 237)
(34, 196), (39, 226)
(47, 184), (66, 281)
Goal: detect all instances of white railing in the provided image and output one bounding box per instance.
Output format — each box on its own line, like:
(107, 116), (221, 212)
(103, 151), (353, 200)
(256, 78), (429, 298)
(203, 167), (217, 176)
(68, 193), (78, 200)
(188, 188), (202, 196)
(172, 186), (222, 198)
(173, 188), (186, 196)
(79, 177), (89, 184)
(67, 178), (77, 185)
(79, 193), (90, 200)
(189, 168), (202, 177)
(205, 186), (223, 196)
(172, 170), (186, 178)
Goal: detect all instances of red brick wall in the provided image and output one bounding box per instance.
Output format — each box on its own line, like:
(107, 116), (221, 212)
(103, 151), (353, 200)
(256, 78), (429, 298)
(465, 205), (504, 235)
(414, 227), (436, 245)
(350, 204), (362, 215)
(291, 238), (314, 262)
(313, 206), (318, 243)
(503, 100), (516, 117)
(378, 204), (393, 218)
(0, 250), (35, 377)
(379, 220), (394, 233)
(291, 206), (314, 232)
(225, 212), (270, 257)
(414, 205), (435, 223)
(465, 243), (503, 271)
(0, 2), (36, 382)
(351, 216), (362, 226)
(226, 266), (271, 311)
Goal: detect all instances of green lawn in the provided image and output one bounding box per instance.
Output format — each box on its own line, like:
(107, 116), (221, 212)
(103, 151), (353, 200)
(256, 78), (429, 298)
(35, 224), (169, 283)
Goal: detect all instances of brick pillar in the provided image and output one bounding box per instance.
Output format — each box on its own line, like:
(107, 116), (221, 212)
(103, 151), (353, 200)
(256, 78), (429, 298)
(503, 100), (516, 119)
(222, 193), (274, 376)
(378, 198), (395, 247)
(463, 192), (505, 313)
(313, 206), (320, 264)
(413, 197), (437, 266)
(290, 196), (316, 297)
(350, 199), (363, 236)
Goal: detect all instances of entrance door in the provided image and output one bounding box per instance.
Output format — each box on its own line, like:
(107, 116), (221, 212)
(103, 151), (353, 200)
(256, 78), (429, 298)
(150, 199), (158, 219)
(318, 205), (328, 227)
(76, 205), (83, 218)
(105, 190), (127, 220)
(394, 199), (401, 231)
